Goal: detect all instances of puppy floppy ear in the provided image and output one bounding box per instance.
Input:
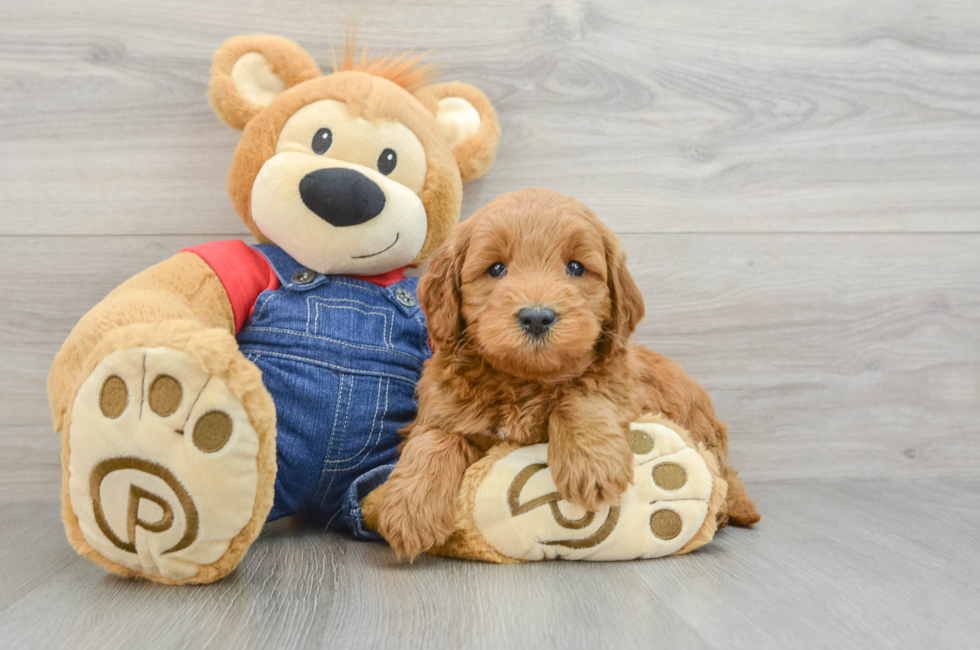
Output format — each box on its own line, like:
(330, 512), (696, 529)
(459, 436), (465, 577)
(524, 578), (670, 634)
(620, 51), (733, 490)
(418, 224), (471, 351)
(209, 35), (321, 130)
(415, 82), (500, 183)
(601, 228), (645, 354)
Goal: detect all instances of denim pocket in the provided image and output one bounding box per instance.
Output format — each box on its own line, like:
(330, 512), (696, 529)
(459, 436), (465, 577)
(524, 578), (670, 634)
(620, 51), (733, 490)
(309, 296), (397, 349)
(319, 373), (390, 473)
(313, 371), (408, 517)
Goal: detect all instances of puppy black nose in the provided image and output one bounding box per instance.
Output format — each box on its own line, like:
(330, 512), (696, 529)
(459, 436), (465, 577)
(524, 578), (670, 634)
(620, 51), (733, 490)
(299, 168), (386, 227)
(517, 306), (557, 338)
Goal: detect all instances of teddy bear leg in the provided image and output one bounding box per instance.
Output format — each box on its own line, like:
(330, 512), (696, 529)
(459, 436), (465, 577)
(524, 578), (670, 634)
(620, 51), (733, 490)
(60, 321), (277, 584)
(421, 414), (728, 563)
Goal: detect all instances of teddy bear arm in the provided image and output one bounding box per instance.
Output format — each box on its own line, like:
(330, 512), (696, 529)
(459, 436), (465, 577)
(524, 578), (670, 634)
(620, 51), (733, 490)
(48, 252), (235, 433)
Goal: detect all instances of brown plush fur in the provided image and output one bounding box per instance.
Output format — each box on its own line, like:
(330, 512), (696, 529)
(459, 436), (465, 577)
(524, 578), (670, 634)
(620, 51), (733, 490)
(210, 34), (499, 265)
(48, 253), (235, 432)
(49, 35), (502, 583)
(209, 35), (322, 131)
(415, 82), (500, 183)
(333, 30), (436, 93)
(49, 254), (278, 584)
(376, 189), (760, 560)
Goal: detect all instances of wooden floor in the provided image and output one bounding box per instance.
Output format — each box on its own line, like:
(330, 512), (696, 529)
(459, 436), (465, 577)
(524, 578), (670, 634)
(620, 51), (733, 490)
(2, 1), (979, 648)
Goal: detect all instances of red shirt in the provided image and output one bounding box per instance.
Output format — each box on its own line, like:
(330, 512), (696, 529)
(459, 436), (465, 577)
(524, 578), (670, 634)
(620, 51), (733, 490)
(184, 240), (406, 334)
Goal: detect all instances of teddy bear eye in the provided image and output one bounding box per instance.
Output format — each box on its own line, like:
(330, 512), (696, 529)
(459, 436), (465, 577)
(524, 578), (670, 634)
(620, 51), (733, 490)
(566, 261), (585, 277)
(378, 148), (397, 175)
(487, 262), (507, 278)
(312, 128), (332, 155)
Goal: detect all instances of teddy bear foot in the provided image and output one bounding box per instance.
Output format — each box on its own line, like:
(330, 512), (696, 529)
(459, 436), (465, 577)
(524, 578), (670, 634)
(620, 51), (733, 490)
(63, 333), (275, 584)
(429, 414), (729, 563)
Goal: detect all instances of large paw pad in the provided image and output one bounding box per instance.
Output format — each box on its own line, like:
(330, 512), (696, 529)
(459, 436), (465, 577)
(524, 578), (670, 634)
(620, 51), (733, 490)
(68, 347), (261, 581)
(471, 420), (714, 561)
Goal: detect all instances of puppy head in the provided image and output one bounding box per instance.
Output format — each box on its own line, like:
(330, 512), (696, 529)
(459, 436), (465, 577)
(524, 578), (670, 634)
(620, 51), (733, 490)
(420, 188), (644, 382)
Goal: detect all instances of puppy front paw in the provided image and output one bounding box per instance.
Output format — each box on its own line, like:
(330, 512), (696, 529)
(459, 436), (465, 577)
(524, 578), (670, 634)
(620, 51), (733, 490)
(549, 437), (633, 512)
(376, 485), (454, 561)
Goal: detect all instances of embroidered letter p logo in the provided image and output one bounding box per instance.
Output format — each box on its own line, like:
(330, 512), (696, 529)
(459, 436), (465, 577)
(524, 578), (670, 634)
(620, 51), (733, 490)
(89, 457), (199, 555)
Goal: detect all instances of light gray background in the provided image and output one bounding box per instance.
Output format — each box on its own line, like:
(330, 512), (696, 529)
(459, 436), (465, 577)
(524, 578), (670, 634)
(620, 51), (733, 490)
(1, 1), (978, 648)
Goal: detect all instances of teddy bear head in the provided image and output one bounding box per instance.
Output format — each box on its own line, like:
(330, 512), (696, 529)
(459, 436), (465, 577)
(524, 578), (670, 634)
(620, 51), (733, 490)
(208, 35), (500, 275)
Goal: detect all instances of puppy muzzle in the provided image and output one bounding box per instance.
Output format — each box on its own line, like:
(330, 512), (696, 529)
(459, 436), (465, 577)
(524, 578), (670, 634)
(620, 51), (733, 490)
(517, 306), (558, 339)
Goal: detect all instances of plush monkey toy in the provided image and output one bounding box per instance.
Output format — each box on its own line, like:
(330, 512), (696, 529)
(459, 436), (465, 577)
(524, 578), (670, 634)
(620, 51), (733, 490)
(48, 35), (500, 584)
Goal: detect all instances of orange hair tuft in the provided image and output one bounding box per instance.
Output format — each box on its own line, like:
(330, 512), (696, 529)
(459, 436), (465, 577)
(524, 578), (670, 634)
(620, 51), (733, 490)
(333, 27), (436, 93)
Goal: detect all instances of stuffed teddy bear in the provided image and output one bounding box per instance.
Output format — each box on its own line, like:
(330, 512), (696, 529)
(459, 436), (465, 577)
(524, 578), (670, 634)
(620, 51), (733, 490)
(364, 413), (730, 563)
(47, 34), (501, 584)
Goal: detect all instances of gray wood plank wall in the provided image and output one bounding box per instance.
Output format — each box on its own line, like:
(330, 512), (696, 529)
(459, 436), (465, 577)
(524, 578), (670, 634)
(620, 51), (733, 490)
(1, 1), (978, 648)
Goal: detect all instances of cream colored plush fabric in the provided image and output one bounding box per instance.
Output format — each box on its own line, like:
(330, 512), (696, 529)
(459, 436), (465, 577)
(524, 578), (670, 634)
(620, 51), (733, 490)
(471, 421), (714, 561)
(68, 347), (260, 580)
(435, 97), (482, 148)
(231, 52), (288, 108)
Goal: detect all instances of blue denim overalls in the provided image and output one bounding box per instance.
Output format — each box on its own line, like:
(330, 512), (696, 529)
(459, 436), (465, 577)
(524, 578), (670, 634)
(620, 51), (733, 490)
(236, 244), (430, 538)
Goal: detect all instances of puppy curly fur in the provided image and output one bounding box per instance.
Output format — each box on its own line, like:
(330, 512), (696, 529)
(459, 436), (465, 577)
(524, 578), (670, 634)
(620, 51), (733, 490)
(377, 188), (760, 560)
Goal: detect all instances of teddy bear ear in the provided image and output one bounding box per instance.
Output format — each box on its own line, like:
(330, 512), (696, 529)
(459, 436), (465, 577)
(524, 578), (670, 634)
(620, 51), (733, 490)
(415, 82), (501, 183)
(208, 35), (321, 130)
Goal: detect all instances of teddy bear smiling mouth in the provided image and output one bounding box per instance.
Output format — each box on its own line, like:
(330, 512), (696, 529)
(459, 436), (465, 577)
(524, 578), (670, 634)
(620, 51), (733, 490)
(352, 232), (400, 259)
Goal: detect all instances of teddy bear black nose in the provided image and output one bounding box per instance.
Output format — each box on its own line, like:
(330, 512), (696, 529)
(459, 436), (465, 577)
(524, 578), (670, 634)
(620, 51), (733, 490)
(299, 168), (386, 227)
(517, 306), (558, 338)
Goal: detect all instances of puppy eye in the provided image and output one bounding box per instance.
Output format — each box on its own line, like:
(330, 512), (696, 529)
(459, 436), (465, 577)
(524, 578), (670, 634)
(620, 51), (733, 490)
(312, 128), (333, 155)
(378, 148), (397, 175)
(566, 261), (586, 277)
(487, 262), (507, 278)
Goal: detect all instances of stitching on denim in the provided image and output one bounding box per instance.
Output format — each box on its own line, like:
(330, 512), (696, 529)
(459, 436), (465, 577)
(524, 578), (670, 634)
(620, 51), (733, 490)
(314, 296), (397, 342)
(320, 373), (354, 497)
(308, 298), (394, 347)
(321, 378), (366, 470)
(235, 349), (418, 386)
(306, 376), (398, 516)
(315, 373), (348, 498)
(310, 297), (395, 314)
(321, 375), (386, 465)
(254, 245), (290, 286)
(330, 279), (387, 293)
(331, 278), (420, 316)
(306, 294), (315, 334)
(313, 305), (395, 348)
(341, 374), (354, 451)
(311, 296), (394, 310)
(239, 327), (425, 364)
(380, 378), (390, 457)
(251, 287), (286, 324)
(316, 304), (391, 347)
(355, 378), (389, 472)
(316, 379), (389, 508)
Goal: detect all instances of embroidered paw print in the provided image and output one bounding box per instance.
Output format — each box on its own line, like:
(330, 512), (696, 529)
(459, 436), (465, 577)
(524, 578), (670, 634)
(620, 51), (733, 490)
(98, 369), (234, 453)
(471, 420), (716, 561)
(68, 346), (261, 581)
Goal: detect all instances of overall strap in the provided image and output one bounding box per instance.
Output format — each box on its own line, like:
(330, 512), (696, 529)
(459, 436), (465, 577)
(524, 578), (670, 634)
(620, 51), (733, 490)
(252, 244), (332, 292)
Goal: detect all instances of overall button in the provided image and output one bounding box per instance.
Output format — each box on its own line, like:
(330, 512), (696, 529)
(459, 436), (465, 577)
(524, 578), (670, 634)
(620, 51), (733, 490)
(394, 287), (416, 307)
(291, 270), (317, 285)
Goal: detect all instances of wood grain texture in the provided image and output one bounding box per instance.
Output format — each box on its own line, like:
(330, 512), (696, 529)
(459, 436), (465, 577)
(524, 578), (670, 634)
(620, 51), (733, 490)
(1, 480), (978, 649)
(2, 0), (980, 235)
(2, 0), (979, 647)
